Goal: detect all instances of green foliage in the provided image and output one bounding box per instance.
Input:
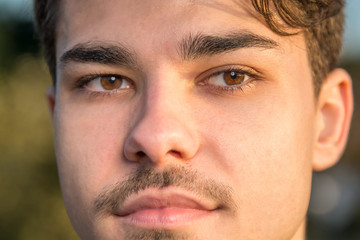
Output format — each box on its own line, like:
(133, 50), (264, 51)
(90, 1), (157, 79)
(0, 19), (40, 75)
(0, 57), (79, 240)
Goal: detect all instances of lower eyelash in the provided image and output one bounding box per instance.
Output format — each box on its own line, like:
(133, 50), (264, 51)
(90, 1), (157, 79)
(74, 67), (259, 98)
(201, 66), (259, 94)
(88, 89), (122, 99)
(73, 73), (134, 98)
(74, 87), (121, 99)
(207, 80), (256, 95)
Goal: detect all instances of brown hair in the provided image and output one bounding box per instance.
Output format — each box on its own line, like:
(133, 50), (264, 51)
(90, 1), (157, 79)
(33, 0), (345, 95)
(34, 0), (59, 82)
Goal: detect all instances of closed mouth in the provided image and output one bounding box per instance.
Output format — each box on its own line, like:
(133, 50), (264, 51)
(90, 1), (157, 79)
(114, 187), (219, 228)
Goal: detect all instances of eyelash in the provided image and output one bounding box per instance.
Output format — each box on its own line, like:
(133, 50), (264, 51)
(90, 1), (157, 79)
(74, 66), (261, 98)
(74, 73), (132, 98)
(200, 66), (260, 94)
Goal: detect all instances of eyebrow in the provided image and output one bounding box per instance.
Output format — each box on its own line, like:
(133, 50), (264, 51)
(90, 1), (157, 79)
(179, 32), (279, 60)
(59, 32), (279, 68)
(59, 42), (137, 68)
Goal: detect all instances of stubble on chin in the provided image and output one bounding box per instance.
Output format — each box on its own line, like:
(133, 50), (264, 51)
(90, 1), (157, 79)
(124, 228), (191, 240)
(93, 165), (236, 240)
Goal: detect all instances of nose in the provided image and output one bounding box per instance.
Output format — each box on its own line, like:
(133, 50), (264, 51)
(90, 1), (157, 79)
(123, 81), (199, 166)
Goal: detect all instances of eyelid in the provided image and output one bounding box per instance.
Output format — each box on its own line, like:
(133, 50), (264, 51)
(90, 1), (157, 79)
(75, 73), (134, 90)
(196, 65), (262, 84)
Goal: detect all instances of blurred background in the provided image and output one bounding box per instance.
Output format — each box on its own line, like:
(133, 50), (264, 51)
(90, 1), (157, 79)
(0, 0), (359, 239)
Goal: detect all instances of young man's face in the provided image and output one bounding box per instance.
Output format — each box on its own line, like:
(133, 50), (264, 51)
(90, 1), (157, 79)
(50, 0), (350, 239)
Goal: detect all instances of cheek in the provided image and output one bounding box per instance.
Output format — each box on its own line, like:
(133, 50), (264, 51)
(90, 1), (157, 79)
(204, 97), (314, 187)
(196, 88), (315, 237)
(53, 99), (133, 227)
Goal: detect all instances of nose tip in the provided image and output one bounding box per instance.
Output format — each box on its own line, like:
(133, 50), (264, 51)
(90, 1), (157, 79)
(123, 111), (199, 166)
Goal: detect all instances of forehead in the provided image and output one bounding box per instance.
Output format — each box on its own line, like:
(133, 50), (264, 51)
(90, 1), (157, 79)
(56, 0), (306, 66)
(59, 0), (258, 29)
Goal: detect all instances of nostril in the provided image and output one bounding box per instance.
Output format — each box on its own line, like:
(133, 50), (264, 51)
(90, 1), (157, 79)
(169, 149), (182, 158)
(135, 151), (146, 158)
(135, 150), (181, 159)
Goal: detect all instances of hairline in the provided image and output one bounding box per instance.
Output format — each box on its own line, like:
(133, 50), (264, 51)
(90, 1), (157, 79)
(35, 0), (344, 97)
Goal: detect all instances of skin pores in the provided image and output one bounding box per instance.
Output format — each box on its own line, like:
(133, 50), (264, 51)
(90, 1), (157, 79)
(51, 0), (328, 239)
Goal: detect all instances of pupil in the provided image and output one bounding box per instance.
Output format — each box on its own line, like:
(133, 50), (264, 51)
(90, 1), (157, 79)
(230, 72), (237, 79)
(109, 76), (116, 84)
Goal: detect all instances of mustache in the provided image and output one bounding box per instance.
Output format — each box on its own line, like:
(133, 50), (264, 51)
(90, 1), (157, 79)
(94, 165), (237, 217)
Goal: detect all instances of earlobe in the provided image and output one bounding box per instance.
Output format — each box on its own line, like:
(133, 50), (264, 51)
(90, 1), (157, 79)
(46, 86), (56, 118)
(313, 68), (353, 171)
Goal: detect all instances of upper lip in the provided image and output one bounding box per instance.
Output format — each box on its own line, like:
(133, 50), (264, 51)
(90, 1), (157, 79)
(115, 187), (218, 216)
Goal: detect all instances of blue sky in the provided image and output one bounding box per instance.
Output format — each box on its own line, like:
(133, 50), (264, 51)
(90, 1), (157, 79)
(1, 0), (359, 59)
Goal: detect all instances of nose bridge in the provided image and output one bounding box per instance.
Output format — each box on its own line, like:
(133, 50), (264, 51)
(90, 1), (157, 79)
(124, 70), (198, 165)
(145, 73), (181, 116)
(142, 67), (187, 125)
(140, 81), (185, 142)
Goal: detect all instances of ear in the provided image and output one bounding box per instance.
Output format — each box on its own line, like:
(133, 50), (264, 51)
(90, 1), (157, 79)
(313, 68), (353, 171)
(46, 86), (56, 119)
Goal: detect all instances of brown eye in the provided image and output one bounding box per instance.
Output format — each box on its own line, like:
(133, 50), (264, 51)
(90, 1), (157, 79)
(223, 71), (245, 85)
(86, 75), (133, 92)
(100, 76), (123, 90)
(206, 69), (251, 88)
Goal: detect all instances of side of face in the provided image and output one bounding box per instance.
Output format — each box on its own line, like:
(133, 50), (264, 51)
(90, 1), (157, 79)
(49, 0), (353, 239)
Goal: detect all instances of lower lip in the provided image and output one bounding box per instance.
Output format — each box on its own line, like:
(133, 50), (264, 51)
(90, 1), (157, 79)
(119, 208), (213, 228)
